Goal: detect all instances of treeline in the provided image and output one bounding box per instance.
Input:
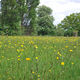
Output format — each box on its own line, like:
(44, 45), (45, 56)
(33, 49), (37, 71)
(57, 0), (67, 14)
(0, 0), (39, 35)
(0, 0), (80, 36)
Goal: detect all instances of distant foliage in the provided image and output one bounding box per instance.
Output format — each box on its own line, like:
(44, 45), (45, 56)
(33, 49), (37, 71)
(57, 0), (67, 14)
(0, 0), (80, 36)
(37, 5), (55, 35)
(22, 0), (39, 35)
(58, 13), (80, 36)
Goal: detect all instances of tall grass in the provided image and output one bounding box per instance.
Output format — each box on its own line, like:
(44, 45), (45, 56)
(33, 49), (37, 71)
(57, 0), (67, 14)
(0, 36), (80, 80)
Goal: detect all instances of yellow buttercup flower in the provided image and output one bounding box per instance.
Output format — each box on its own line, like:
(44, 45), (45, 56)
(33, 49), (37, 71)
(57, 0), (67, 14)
(38, 74), (40, 77)
(26, 58), (31, 61)
(29, 41), (34, 44)
(18, 56), (20, 58)
(56, 57), (59, 60)
(21, 45), (23, 47)
(34, 45), (38, 49)
(32, 71), (35, 74)
(58, 52), (62, 56)
(61, 62), (64, 66)
(2, 56), (4, 58)
(18, 58), (20, 61)
(9, 43), (11, 45)
(71, 62), (74, 65)
(65, 46), (68, 48)
(36, 57), (38, 60)
(49, 69), (51, 72)
(38, 78), (40, 80)
(17, 49), (20, 52)
(69, 49), (73, 52)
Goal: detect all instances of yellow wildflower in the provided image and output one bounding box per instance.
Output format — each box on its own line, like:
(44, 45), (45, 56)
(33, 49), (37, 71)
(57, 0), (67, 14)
(38, 74), (40, 77)
(9, 43), (11, 45)
(2, 56), (4, 58)
(18, 58), (20, 61)
(69, 49), (73, 52)
(34, 45), (38, 49)
(65, 46), (68, 48)
(18, 56), (20, 58)
(32, 71), (35, 74)
(17, 49), (20, 52)
(26, 58), (31, 61)
(49, 70), (51, 72)
(36, 57), (38, 60)
(56, 57), (59, 60)
(61, 62), (64, 66)
(21, 45), (23, 47)
(58, 52), (62, 56)
(29, 41), (34, 44)
(72, 62), (74, 65)
(38, 78), (40, 80)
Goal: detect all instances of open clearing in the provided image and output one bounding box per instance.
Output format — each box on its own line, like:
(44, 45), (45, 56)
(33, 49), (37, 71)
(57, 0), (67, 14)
(0, 36), (80, 80)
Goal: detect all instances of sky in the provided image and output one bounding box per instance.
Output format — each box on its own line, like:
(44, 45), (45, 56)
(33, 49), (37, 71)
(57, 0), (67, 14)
(40, 0), (80, 25)
(0, 0), (1, 9)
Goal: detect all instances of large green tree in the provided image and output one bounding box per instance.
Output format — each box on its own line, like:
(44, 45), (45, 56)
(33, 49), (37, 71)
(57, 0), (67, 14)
(1, 0), (27, 35)
(23, 0), (39, 35)
(37, 5), (55, 35)
(1, 0), (20, 35)
(0, 0), (39, 35)
(58, 13), (80, 36)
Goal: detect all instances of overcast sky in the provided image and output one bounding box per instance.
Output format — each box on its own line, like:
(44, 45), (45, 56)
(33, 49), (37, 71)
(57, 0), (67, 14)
(40, 0), (80, 25)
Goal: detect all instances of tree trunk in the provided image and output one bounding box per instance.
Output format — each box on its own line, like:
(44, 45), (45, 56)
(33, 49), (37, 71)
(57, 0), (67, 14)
(73, 30), (78, 37)
(26, 27), (32, 35)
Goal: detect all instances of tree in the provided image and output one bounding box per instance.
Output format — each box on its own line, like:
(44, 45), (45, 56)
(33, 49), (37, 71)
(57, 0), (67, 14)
(0, 0), (39, 35)
(16, 0), (27, 26)
(55, 25), (64, 36)
(37, 5), (55, 35)
(58, 13), (80, 36)
(22, 0), (40, 35)
(1, 0), (24, 35)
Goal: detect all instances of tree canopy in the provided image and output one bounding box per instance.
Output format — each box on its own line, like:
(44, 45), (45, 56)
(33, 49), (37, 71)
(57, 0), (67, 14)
(58, 13), (80, 36)
(1, 0), (80, 36)
(37, 5), (55, 35)
(0, 0), (39, 35)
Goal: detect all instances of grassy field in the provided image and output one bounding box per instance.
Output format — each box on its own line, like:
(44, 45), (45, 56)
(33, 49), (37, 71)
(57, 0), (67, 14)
(0, 36), (80, 80)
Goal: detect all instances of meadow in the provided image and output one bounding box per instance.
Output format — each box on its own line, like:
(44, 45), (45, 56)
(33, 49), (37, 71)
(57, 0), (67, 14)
(0, 36), (80, 80)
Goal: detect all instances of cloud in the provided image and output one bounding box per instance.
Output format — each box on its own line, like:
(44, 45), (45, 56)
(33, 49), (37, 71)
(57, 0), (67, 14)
(68, 0), (80, 3)
(40, 0), (80, 25)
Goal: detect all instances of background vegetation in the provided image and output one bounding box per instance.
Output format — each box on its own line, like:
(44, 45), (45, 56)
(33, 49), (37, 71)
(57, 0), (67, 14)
(0, 0), (80, 36)
(0, 36), (80, 80)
